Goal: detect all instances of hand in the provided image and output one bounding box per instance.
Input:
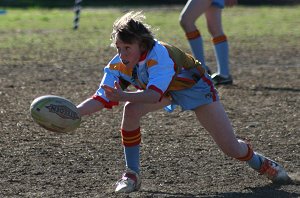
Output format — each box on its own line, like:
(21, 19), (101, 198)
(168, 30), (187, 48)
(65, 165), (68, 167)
(225, 0), (237, 7)
(101, 81), (124, 102)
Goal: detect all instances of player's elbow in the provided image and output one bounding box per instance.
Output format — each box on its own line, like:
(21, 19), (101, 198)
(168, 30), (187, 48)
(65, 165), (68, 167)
(147, 89), (163, 103)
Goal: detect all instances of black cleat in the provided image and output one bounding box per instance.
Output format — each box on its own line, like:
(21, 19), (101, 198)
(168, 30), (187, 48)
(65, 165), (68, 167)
(211, 73), (233, 85)
(207, 68), (212, 75)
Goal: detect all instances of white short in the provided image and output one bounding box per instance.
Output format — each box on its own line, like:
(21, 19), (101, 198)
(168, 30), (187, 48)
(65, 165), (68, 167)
(166, 73), (219, 111)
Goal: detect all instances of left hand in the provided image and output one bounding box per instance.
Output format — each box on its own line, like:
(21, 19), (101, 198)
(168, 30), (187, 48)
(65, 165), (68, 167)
(101, 81), (125, 102)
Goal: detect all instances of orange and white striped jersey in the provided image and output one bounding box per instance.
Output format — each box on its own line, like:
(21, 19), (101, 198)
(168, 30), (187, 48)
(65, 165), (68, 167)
(93, 40), (206, 108)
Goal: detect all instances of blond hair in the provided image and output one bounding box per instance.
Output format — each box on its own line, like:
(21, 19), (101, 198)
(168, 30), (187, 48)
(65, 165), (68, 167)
(110, 11), (155, 51)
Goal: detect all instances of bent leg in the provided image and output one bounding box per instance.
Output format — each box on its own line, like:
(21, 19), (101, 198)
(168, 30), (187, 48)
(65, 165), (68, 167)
(121, 97), (171, 131)
(179, 0), (212, 73)
(180, 0), (211, 32)
(120, 97), (171, 174)
(194, 101), (248, 158)
(194, 101), (291, 183)
(205, 6), (223, 37)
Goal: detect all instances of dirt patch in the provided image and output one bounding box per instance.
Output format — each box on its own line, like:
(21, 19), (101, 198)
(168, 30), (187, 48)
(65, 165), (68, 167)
(0, 36), (299, 197)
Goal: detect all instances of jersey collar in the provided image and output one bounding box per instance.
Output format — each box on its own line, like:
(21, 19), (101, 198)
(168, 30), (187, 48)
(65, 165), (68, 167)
(139, 51), (148, 62)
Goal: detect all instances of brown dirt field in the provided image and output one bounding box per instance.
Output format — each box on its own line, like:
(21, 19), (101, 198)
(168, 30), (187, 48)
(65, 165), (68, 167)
(0, 35), (300, 197)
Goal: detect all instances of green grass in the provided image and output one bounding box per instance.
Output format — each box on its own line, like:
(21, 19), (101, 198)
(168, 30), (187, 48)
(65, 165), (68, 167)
(0, 6), (299, 52)
(223, 6), (300, 37)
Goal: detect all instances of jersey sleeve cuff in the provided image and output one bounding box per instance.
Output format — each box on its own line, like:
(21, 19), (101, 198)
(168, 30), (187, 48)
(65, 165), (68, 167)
(92, 95), (119, 109)
(148, 85), (164, 101)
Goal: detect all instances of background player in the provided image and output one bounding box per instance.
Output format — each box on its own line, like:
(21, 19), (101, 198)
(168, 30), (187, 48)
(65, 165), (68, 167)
(179, 0), (237, 85)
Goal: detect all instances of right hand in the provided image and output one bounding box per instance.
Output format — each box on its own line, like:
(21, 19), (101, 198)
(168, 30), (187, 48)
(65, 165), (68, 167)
(101, 81), (125, 102)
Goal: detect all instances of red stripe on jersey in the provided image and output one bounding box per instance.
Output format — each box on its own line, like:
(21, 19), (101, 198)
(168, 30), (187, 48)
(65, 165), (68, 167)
(176, 77), (196, 83)
(139, 51), (148, 61)
(201, 76), (217, 101)
(148, 85), (164, 101)
(92, 95), (119, 109)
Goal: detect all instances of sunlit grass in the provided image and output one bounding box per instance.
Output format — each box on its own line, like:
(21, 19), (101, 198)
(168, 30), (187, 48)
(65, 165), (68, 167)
(0, 6), (299, 51)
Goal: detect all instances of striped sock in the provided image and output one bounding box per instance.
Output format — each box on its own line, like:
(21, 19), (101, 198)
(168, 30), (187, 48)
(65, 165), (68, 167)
(186, 30), (210, 72)
(212, 35), (230, 76)
(246, 152), (263, 170)
(121, 128), (141, 174)
(236, 143), (263, 171)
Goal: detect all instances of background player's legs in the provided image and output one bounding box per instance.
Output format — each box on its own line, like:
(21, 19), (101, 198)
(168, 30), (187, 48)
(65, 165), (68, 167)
(205, 6), (232, 84)
(179, 0), (212, 73)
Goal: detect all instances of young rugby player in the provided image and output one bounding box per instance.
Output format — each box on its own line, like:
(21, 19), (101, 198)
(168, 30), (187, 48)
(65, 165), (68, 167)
(77, 11), (291, 193)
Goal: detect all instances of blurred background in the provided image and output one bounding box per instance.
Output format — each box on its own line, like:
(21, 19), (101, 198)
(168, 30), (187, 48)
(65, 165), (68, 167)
(0, 0), (299, 8)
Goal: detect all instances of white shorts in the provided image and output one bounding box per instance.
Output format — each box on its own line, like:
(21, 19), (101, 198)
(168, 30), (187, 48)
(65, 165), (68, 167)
(166, 73), (219, 111)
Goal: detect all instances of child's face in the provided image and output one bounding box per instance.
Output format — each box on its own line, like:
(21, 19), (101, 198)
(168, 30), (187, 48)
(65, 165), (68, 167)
(115, 37), (143, 69)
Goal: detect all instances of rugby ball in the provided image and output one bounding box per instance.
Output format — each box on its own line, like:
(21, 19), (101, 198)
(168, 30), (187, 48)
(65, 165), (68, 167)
(30, 95), (81, 133)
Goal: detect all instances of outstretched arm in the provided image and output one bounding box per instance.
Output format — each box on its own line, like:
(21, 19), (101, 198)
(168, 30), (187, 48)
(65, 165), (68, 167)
(77, 98), (104, 116)
(102, 81), (161, 104)
(78, 80), (161, 117)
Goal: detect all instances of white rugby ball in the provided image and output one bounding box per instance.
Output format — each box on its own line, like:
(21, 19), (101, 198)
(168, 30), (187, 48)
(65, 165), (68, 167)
(30, 95), (81, 133)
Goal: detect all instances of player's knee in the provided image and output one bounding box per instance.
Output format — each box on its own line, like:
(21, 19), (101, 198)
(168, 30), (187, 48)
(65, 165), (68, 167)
(179, 16), (185, 28)
(179, 14), (190, 29)
(123, 102), (142, 119)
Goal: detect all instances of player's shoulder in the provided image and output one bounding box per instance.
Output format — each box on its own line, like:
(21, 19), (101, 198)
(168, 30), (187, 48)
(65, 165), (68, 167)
(151, 40), (183, 58)
(145, 40), (174, 68)
(147, 40), (173, 63)
(151, 40), (169, 54)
